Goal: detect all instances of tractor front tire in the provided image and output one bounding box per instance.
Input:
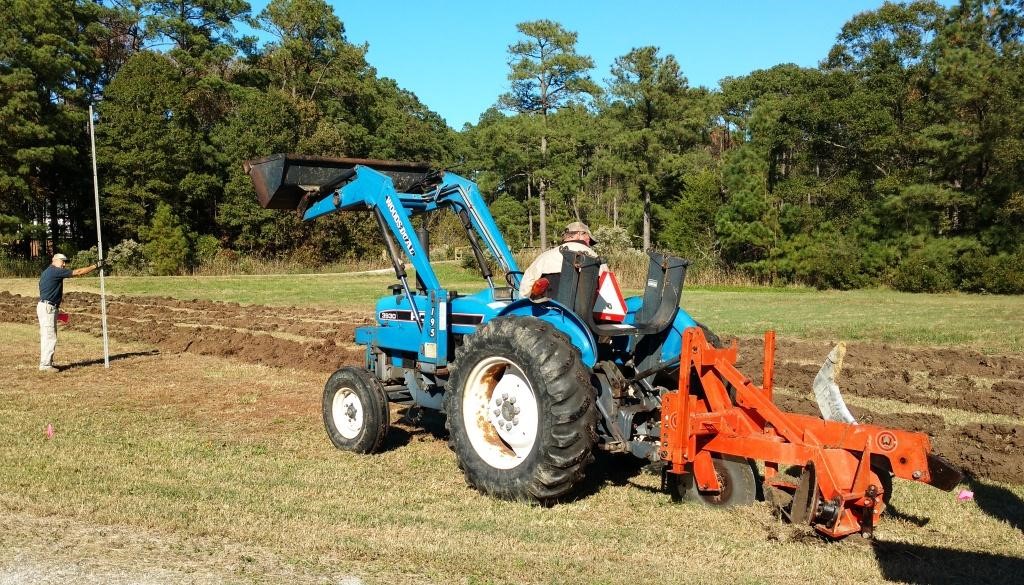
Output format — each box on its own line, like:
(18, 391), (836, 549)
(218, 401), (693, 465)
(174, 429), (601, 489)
(323, 366), (390, 454)
(445, 316), (598, 503)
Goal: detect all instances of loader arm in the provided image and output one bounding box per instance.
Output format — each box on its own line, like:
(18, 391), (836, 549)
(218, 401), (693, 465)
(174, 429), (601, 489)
(301, 164), (443, 291)
(249, 155), (522, 291)
(245, 154), (523, 368)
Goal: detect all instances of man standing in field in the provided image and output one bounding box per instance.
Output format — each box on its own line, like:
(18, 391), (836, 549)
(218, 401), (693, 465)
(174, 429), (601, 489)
(38, 253), (102, 372)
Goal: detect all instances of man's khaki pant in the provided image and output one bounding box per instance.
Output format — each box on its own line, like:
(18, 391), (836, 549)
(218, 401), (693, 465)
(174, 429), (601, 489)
(37, 301), (57, 368)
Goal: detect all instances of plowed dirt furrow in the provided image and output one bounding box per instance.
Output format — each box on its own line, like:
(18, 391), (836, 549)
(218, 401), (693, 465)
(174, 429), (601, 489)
(3, 290), (1022, 484)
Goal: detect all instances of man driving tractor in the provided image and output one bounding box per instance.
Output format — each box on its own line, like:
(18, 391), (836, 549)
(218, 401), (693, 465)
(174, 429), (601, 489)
(518, 222), (605, 301)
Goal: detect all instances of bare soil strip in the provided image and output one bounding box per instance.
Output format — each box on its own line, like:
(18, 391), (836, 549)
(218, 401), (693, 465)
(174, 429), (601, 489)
(3, 290), (1022, 484)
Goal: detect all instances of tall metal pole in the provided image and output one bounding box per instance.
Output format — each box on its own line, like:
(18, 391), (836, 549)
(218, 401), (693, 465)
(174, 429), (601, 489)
(89, 105), (110, 368)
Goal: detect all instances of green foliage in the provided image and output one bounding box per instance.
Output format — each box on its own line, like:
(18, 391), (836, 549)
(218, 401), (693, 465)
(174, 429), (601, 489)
(0, 0), (108, 255)
(193, 234), (221, 265)
(607, 46), (710, 249)
(98, 50), (224, 241)
(0, 215), (24, 245)
(107, 239), (148, 274)
(144, 0), (252, 67)
(73, 247), (99, 267)
(890, 237), (984, 293)
(958, 246), (1024, 294)
(775, 226), (873, 290)
(982, 250), (1024, 295)
(716, 145), (775, 268)
(142, 204), (191, 275)
(212, 88), (301, 252)
(659, 150), (721, 263)
(1, 4), (1023, 293)
(501, 20), (598, 116)
(489, 195), (528, 250)
(500, 19), (597, 250)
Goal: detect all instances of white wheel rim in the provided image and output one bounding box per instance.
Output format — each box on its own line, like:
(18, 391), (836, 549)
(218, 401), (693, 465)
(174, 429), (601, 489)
(332, 388), (364, 440)
(461, 356), (539, 470)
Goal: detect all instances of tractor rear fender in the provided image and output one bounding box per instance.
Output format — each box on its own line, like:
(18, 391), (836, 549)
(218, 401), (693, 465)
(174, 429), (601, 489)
(637, 301), (698, 363)
(497, 299), (598, 367)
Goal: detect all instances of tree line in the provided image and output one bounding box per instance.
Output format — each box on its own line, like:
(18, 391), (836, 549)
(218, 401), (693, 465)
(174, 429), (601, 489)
(2, 0), (1022, 292)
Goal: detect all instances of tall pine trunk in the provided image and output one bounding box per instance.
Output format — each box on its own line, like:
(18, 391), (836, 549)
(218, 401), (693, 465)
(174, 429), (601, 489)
(539, 133), (548, 250)
(527, 177), (534, 247)
(642, 186), (651, 250)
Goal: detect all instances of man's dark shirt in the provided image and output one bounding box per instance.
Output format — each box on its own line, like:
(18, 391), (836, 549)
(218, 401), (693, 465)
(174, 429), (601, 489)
(39, 265), (73, 306)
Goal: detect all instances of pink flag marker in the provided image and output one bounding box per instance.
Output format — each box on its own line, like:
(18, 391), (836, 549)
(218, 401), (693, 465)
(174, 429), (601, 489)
(45, 423), (55, 440)
(956, 489), (974, 501)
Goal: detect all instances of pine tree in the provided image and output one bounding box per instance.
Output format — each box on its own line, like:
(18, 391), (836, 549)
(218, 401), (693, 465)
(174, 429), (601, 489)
(608, 46), (696, 250)
(501, 20), (598, 249)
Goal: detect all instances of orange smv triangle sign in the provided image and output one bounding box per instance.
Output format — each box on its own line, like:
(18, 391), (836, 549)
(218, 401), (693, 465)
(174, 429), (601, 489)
(593, 270), (627, 323)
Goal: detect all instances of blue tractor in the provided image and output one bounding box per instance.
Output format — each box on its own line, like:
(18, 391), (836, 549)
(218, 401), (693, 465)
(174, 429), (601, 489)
(246, 154), (705, 501)
(245, 155), (959, 535)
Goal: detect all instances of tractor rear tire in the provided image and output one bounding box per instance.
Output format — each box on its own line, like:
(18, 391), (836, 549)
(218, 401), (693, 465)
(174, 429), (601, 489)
(676, 455), (758, 507)
(698, 322), (724, 348)
(445, 316), (598, 503)
(662, 323), (736, 403)
(323, 367), (390, 454)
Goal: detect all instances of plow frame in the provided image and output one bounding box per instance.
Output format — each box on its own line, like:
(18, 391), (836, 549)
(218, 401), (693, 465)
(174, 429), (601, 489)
(659, 327), (959, 538)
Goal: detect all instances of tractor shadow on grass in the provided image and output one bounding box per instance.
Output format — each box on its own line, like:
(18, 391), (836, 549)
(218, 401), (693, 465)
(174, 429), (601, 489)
(380, 426), (412, 452)
(965, 475), (1024, 534)
(565, 451), (651, 502)
(872, 540), (1024, 585)
(882, 501), (931, 527)
(382, 406), (449, 453)
(872, 475), (1024, 584)
(59, 350), (160, 371)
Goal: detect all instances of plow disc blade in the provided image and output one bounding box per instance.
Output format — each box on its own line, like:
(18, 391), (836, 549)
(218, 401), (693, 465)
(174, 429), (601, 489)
(813, 342), (857, 424)
(789, 464), (820, 526)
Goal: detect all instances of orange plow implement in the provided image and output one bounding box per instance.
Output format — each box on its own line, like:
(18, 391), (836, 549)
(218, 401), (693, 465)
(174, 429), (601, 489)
(660, 328), (962, 539)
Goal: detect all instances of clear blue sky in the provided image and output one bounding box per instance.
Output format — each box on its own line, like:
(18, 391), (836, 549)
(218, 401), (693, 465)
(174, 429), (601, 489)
(243, 1), (952, 129)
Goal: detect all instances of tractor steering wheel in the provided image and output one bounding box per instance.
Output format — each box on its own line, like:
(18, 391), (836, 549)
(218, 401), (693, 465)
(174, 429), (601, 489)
(505, 270), (524, 289)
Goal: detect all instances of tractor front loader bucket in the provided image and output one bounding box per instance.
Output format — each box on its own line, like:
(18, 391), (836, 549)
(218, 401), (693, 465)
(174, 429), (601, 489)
(244, 154), (436, 210)
(660, 328), (962, 539)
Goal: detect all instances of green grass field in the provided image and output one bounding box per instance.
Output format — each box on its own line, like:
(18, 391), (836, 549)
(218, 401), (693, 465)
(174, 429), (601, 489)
(3, 268), (1023, 583)
(2, 324), (1022, 584)
(3, 266), (1022, 352)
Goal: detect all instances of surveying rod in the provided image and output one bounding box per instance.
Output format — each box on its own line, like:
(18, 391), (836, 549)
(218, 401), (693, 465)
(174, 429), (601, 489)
(88, 105), (110, 367)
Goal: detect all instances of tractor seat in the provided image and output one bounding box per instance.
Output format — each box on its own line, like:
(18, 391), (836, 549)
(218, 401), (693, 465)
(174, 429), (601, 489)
(554, 248), (688, 339)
